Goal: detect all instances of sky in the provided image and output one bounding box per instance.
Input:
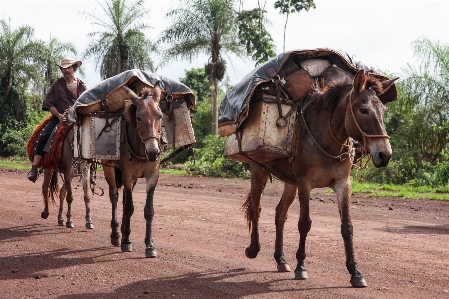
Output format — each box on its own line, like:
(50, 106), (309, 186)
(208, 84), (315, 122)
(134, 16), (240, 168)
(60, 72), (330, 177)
(1, 0), (449, 88)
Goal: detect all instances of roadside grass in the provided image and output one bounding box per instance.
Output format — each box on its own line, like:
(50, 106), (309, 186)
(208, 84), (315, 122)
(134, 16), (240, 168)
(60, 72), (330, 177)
(351, 181), (449, 201)
(0, 157), (29, 170)
(1, 157), (448, 200)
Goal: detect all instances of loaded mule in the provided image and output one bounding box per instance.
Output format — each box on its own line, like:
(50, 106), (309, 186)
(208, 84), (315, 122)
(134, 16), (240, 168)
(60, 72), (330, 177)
(241, 70), (398, 287)
(27, 116), (95, 229)
(100, 82), (165, 258)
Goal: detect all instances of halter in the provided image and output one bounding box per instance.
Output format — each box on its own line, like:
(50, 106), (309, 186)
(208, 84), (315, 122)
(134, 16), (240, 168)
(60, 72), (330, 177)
(299, 87), (390, 166)
(348, 88), (390, 164)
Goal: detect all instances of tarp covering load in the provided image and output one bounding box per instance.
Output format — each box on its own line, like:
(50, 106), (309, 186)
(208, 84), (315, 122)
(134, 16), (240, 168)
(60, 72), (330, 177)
(218, 48), (395, 137)
(68, 69), (195, 122)
(220, 48), (397, 164)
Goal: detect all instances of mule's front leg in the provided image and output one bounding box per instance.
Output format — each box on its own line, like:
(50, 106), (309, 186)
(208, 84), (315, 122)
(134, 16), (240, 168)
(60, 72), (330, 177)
(335, 180), (367, 288)
(245, 164), (269, 259)
(274, 183), (297, 272)
(295, 188), (312, 280)
(144, 170), (159, 258)
(103, 166), (120, 246)
(121, 186), (134, 252)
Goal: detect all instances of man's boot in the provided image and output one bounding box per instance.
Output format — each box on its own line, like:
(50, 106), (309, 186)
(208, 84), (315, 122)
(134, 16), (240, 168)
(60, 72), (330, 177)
(27, 166), (38, 183)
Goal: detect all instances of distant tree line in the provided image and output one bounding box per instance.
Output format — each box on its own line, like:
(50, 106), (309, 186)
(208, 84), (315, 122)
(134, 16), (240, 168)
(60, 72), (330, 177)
(1, 1), (448, 187)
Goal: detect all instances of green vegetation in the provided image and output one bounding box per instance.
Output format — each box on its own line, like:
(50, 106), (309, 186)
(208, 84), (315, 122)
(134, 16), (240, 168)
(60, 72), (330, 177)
(1, 1), (448, 200)
(351, 181), (449, 201)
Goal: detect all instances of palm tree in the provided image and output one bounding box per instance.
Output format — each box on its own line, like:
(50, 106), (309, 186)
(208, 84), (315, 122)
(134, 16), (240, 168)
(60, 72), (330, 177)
(0, 19), (45, 121)
(41, 37), (79, 94)
(0, 19), (44, 98)
(158, 0), (246, 135)
(82, 0), (157, 79)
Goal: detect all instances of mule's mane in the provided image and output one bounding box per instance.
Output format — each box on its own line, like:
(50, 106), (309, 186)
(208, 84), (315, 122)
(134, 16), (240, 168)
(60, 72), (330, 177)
(123, 87), (153, 124)
(308, 75), (384, 112)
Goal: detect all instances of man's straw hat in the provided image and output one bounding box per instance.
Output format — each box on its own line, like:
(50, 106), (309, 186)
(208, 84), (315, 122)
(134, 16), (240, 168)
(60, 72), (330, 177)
(56, 57), (82, 68)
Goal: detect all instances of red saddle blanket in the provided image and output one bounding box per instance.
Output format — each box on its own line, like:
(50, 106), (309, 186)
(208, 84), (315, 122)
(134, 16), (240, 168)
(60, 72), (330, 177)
(26, 115), (73, 168)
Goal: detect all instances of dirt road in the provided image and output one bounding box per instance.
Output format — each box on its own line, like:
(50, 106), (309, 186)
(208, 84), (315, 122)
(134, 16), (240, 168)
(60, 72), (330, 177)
(1, 168), (448, 299)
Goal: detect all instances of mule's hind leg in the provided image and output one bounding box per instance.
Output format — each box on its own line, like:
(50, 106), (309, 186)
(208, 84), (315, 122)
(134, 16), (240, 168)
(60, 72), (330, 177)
(295, 187), (312, 280)
(82, 163), (94, 229)
(274, 183), (297, 272)
(103, 165), (120, 246)
(244, 163), (269, 259)
(334, 180), (367, 288)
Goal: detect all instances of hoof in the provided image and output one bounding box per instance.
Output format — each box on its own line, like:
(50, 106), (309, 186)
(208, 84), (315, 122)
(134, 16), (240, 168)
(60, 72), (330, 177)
(145, 247), (157, 258)
(277, 263), (291, 272)
(121, 242), (133, 252)
(66, 221), (74, 229)
(85, 223), (94, 229)
(350, 276), (367, 288)
(58, 219), (65, 226)
(294, 270), (308, 280)
(111, 237), (121, 247)
(245, 247), (259, 259)
(41, 212), (49, 219)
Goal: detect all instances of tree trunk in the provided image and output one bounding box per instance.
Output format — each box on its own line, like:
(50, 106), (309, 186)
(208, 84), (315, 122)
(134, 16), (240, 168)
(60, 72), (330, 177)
(283, 13), (289, 52)
(211, 76), (218, 135)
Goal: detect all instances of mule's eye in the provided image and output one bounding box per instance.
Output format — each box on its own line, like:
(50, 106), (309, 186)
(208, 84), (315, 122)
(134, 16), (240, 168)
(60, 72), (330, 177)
(359, 108), (368, 115)
(136, 116), (142, 121)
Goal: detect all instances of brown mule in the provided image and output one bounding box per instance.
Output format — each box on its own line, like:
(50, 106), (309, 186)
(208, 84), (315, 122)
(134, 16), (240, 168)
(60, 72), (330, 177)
(102, 83), (164, 257)
(242, 70), (398, 287)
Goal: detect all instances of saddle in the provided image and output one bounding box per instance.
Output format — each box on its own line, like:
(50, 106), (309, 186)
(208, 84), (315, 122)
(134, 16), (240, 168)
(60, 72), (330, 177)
(27, 115), (73, 169)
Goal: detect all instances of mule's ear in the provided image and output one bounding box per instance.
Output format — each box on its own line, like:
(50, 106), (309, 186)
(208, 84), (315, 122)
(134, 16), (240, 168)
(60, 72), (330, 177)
(123, 86), (139, 104)
(379, 77), (399, 95)
(378, 77), (399, 104)
(353, 70), (367, 93)
(152, 85), (162, 103)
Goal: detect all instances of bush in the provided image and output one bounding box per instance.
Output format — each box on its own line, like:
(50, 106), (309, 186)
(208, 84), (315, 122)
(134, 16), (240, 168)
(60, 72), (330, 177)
(185, 134), (248, 178)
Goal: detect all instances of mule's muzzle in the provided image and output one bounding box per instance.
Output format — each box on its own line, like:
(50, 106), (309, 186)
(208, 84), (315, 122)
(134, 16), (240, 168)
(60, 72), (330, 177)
(146, 148), (161, 162)
(372, 150), (391, 168)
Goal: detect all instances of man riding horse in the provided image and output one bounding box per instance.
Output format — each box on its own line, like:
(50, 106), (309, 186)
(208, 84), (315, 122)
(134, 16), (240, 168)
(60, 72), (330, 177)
(28, 57), (86, 182)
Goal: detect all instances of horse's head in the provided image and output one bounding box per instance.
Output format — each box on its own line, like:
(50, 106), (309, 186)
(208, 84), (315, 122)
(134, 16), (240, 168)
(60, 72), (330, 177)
(345, 70), (398, 167)
(123, 84), (164, 162)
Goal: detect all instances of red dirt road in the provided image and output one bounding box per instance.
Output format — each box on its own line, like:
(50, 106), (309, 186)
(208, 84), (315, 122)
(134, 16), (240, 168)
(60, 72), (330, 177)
(0, 168), (448, 299)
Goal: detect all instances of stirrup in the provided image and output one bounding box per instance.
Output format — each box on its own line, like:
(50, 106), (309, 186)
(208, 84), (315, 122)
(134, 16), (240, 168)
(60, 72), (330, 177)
(27, 169), (39, 183)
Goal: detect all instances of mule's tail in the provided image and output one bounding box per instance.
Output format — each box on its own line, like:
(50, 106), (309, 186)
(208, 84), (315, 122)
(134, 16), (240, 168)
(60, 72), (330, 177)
(49, 171), (59, 206)
(241, 192), (252, 232)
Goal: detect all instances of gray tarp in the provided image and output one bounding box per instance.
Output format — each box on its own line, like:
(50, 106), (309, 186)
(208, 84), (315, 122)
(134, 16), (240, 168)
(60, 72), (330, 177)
(68, 69), (195, 123)
(218, 48), (374, 131)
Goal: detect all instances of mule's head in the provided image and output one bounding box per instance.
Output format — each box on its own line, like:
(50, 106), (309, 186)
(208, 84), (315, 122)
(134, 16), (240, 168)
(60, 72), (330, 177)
(345, 70), (398, 167)
(123, 84), (164, 162)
